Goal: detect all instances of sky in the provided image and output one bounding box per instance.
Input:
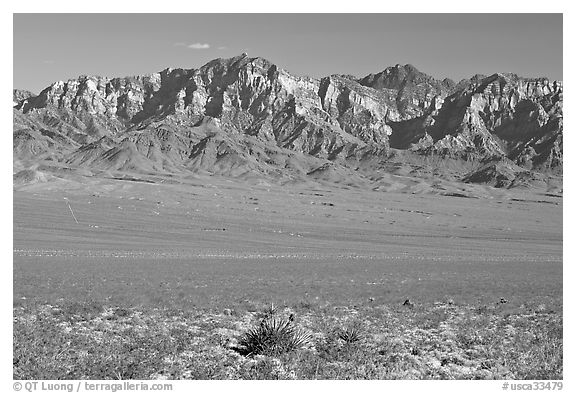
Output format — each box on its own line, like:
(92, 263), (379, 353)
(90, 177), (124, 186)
(13, 13), (563, 94)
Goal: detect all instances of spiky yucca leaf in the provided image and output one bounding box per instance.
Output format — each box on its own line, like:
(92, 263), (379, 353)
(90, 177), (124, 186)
(239, 316), (313, 356)
(338, 325), (363, 344)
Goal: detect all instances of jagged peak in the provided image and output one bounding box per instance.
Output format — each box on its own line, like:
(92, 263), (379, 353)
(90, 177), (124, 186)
(470, 74), (488, 83)
(480, 72), (559, 87)
(472, 72), (556, 94)
(391, 63), (420, 74)
(200, 54), (277, 72)
(13, 89), (36, 101)
(12, 52), (563, 185)
(159, 67), (189, 75)
(453, 74), (488, 92)
(483, 72), (520, 84)
(369, 64), (424, 80)
(358, 63), (452, 94)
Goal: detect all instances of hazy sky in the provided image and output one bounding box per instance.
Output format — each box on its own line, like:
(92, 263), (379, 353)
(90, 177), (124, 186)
(13, 14), (563, 93)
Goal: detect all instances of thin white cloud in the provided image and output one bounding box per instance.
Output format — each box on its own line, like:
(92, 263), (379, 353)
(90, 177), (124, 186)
(217, 46), (227, 50)
(173, 42), (187, 47)
(42, 60), (55, 64)
(188, 43), (210, 50)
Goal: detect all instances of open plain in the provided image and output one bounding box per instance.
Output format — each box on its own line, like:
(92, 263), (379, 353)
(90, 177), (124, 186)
(13, 173), (562, 379)
(14, 172), (562, 307)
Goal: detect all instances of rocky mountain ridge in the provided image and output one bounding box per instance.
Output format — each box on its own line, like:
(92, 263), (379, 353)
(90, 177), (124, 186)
(13, 54), (563, 190)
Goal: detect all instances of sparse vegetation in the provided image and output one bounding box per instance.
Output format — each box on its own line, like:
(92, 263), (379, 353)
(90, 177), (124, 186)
(337, 322), (364, 344)
(238, 315), (314, 356)
(13, 174), (562, 380)
(13, 300), (562, 380)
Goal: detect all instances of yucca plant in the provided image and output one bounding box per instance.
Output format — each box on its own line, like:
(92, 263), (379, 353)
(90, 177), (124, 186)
(239, 316), (314, 356)
(337, 324), (363, 344)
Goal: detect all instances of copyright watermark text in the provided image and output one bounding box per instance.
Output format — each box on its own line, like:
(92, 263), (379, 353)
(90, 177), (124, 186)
(13, 381), (173, 392)
(502, 381), (563, 391)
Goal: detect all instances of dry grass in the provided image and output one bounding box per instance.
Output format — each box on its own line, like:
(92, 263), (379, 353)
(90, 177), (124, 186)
(13, 300), (562, 380)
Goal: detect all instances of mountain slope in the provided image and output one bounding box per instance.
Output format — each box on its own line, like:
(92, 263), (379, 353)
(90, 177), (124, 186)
(13, 55), (563, 190)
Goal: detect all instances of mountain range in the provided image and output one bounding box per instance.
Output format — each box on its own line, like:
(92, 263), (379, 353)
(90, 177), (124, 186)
(13, 53), (563, 191)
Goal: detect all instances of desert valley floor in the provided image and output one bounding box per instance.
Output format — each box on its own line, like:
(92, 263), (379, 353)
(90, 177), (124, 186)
(14, 173), (562, 308)
(12, 173), (563, 379)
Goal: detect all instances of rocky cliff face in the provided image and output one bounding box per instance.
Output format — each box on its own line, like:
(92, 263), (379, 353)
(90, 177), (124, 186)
(13, 89), (35, 107)
(358, 64), (456, 119)
(397, 73), (563, 172)
(13, 54), (563, 188)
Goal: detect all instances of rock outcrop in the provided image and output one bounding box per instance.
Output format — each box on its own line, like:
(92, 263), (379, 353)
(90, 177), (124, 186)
(13, 89), (36, 108)
(389, 73), (563, 174)
(358, 64), (456, 118)
(13, 55), (563, 189)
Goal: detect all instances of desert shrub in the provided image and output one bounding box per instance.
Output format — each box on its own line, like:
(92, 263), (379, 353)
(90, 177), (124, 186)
(338, 324), (364, 344)
(14, 301), (563, 380)
(238, 316), (313, 356)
